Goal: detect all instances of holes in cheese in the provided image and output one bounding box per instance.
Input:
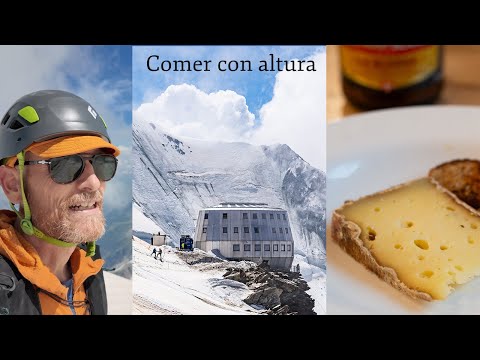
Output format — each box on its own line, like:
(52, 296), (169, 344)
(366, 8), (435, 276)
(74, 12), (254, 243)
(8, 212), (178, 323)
(337, 178), (480, 300)
(402, 221), (414, 228)
(420, 270), (434, 278)
(414, 239), (429, 250)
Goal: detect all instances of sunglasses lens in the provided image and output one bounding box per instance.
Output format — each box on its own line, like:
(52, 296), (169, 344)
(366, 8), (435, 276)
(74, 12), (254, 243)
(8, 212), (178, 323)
(92, 155), (117, 181)
(50, 156), (84, 184)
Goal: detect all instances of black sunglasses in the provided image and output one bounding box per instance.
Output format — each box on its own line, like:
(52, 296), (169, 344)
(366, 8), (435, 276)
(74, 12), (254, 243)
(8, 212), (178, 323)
(24, 154), (118, 184)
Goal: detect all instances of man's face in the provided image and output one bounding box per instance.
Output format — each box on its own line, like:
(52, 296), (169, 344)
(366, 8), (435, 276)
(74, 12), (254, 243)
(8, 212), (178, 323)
(23, 150), (108, 244)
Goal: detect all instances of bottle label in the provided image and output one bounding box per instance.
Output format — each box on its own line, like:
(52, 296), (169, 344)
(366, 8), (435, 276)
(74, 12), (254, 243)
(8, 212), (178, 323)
(340, 45), (441, 92)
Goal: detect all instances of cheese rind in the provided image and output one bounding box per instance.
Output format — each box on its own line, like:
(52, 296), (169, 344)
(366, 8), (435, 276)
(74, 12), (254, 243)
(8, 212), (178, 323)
(332, 178), (480, 301)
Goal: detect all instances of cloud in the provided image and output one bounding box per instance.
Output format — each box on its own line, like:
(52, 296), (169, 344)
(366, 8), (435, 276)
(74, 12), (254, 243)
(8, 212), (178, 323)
(133, 46), (325, 113)
(252, 51), (326, 171)
(134, 84), (255, 142)
(104, 145), (132, 210)
(134, 50), (326, 171)
(0, 46), (72, 111)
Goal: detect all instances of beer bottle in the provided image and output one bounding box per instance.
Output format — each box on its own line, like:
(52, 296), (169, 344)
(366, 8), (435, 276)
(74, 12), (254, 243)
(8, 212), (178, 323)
(340, 45), (443, 110)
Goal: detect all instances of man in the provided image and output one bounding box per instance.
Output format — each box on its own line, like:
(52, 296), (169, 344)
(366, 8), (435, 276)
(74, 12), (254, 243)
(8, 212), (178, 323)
(0, 90), (120, 315)
(151, 247), (157, 259)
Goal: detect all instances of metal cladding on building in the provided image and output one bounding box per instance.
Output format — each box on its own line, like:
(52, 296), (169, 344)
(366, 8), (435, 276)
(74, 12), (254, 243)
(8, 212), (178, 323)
(194, 202), (294, 271)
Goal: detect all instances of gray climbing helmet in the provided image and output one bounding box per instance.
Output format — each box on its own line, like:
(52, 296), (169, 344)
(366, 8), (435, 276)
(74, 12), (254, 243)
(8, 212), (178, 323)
(0, 90), (112, 162)
(0, 90), (118, 257)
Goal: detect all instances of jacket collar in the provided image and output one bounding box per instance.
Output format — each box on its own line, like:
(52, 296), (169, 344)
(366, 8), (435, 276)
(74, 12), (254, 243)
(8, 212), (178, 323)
(0, 210), (104, 298)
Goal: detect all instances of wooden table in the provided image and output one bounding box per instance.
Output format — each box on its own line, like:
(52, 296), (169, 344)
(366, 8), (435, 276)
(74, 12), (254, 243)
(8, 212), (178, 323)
(327, 45), (480, 123)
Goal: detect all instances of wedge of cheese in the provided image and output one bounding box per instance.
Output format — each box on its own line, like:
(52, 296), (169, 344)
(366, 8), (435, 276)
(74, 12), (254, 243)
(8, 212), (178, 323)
(332, 178), (480, 301)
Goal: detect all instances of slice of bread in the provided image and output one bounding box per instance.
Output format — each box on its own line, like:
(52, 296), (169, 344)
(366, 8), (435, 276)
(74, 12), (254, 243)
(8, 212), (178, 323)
(429, 159), (480, 210)
(332, 177), (480, 301)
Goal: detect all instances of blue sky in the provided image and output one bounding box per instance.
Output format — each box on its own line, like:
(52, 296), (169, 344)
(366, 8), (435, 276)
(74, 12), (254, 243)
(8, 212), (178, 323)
(133, 46), (327, 171)
(133, 46), (325, 120)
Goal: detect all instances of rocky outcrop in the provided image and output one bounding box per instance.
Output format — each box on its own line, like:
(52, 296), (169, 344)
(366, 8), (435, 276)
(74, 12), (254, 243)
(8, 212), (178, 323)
(176, 249), (224, 265)
(223, 263), (315, 315)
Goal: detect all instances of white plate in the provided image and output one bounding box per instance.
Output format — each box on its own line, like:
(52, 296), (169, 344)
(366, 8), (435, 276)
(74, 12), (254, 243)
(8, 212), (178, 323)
(327, 105), (480, 315)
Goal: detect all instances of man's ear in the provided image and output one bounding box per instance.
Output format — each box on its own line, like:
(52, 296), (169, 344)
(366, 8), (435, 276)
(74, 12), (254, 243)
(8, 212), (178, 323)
(0, 165), (21, 204)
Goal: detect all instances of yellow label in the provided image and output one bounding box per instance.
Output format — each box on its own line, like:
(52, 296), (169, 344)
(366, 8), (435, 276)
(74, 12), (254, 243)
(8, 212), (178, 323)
(340, 45), (440, 92)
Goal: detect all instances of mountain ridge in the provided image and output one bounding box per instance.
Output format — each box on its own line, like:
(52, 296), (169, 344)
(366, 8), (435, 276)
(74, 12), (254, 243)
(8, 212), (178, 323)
(133, 119), (326, 269)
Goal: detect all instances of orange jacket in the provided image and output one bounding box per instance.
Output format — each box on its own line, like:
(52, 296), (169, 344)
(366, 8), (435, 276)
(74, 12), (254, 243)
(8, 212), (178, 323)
(0, 210), (104, 315)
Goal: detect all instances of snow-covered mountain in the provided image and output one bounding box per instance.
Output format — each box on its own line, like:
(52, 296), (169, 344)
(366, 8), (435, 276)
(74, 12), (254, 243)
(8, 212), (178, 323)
(132, 119), (326, 269)
(100, 210), (132, 277)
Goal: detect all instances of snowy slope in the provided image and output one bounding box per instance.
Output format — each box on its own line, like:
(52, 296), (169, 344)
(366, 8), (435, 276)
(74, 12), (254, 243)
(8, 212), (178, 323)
(133, 236), (262, 315)
(292, 254), (326, 314)
(133, 202), (163, 234)
(132, 121), (326, 269)
(104, 271), (132, 315)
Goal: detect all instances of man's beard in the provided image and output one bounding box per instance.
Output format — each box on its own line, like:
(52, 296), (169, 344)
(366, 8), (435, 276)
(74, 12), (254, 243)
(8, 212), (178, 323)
(28, 191), (106, 245)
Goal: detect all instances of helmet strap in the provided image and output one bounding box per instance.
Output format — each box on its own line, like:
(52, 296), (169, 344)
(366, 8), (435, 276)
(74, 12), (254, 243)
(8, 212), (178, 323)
(11, 150), (96, 256)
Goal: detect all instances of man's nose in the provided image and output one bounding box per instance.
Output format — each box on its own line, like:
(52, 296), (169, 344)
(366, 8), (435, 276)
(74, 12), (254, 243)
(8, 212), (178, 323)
(77, 159), (102, 191)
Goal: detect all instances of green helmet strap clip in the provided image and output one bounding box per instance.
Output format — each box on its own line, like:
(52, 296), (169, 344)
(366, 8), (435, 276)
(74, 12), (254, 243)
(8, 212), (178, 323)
(11, 150), (96, 256)
(86, 242), (96, 257)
